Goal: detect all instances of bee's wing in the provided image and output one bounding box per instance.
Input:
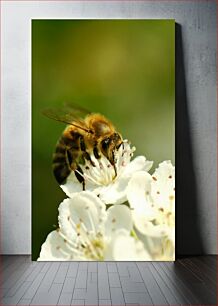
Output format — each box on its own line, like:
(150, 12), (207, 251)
(41, 104), (92, 133)
(62, 102), (91, 117)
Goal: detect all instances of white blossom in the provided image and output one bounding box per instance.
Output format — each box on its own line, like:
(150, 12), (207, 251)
(38, 191), (150, 261)
(126, 161), (175, 260)
(61, 140), (153, 205)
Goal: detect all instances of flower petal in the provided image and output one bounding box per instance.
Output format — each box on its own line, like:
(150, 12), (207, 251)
(95, 175), (130, 204)
(60, 145), (153, 206)
(61, 172), (95, 198)
(95, 157), (153, 205)
(37, 230), (72, 261)
(127, 171), (172, 237)
(123, 156), (153, 177)
(150, 160), (175, 212)
(161, 236), (175, 261)
(135, 221), (172, 238)
(138, 233), (175, 260)
(127, 171), (156, 218)
(58, 191), (106, 240)
(109, 229), (151, 261)
(105, 205), (133, 237)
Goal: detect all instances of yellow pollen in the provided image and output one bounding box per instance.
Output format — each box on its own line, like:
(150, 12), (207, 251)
(76, 223), (81, 230)
(92, 239), (103, 249)
(169, 195), (174, 201)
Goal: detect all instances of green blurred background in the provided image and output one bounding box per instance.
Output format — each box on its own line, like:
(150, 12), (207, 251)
(32, 20), (175, 260)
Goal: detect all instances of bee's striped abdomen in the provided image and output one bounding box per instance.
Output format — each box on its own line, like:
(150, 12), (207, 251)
(52, 129), (82, 185)
(52, 138), (70, 184)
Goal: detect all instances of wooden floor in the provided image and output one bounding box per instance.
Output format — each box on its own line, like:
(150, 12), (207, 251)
(0, 256), (217, 305)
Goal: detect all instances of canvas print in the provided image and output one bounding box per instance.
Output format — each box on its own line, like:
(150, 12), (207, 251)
(32, 20), (175, 261)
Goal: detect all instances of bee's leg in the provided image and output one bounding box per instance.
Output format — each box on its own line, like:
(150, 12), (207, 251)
(75, 165), (85, 191)
(116, 141), (124, 150)
(66, 148), (85, 190)
(113, 166), (117, 177)
(112, 150), (117, 177)
(93, 146), (101, 159)
(100, 137), (117, 176)
(83, 152), (96, 167)
(79, 136), (96, 167)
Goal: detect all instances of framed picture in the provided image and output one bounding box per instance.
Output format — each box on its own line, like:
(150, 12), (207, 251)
(32, 19), (175, 261)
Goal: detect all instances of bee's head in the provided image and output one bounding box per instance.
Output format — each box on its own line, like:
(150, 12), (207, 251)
(101, 133), (123, 159)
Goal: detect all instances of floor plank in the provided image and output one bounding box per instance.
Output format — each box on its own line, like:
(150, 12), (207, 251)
(2, 281), (32, 305)
(137, 262), (169, 305)
(2, 257), (30, 288)
(149, 263), (180, 305)
(57, 292), (72, 305)
(161, 262), (200, 304)
(199, 255), (217, 270)
(1, 256), (14, 272)
(98, 262), (110, 300)
(0, 255), (216, 305)
(62, 277), (76, 293)
(153, 262), (191, 304)
(187, 256), (217, 286)
(110, 287), (125, 305)
(176, 259), (217, 304)
(30, 283), (63, 305)
(5, 262), (45, 298)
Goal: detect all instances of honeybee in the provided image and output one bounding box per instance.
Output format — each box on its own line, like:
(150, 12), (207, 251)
(42, 104), (123, 189)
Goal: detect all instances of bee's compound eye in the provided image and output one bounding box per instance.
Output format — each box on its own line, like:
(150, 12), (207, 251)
(114, 133), (121, 140)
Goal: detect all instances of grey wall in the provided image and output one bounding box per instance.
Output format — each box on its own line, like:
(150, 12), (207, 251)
(1, 1), (217, 254)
